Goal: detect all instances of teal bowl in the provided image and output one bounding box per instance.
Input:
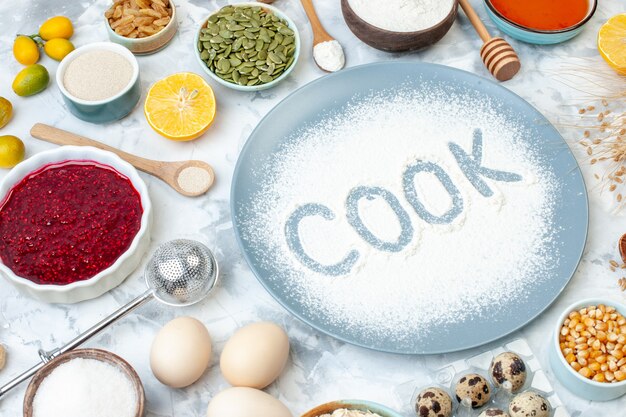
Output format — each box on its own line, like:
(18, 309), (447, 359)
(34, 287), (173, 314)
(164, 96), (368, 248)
(550, 298), (626, 401)
(301, 400), (403, 417)
(484, 0), (597, 44)
(194, 2), (300, 92)
(56, 42), (141, 124)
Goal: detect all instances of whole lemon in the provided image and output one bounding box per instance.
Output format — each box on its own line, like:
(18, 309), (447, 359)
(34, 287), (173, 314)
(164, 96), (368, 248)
(13, 35), (40, 65)
(0, 135), (25, 168)
(0, 98), (12, 129)
(39, 16), (73, 41)
(12, 64), (50, 97)
(44, 38), (74, 61)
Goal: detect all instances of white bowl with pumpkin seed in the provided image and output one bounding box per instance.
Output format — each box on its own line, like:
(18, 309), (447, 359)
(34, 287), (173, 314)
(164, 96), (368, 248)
(195, 2), (300, 91)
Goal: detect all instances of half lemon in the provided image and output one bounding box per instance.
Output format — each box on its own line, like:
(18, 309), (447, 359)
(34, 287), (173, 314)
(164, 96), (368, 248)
(145, 72), (216, 141)
(598, 14), (626, 75)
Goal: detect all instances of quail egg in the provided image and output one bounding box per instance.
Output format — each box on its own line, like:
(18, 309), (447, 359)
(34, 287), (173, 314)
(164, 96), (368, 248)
(509, 391), (550, 417)
(455, 373), (491, 409)
(479, 409), (510, 417)
(415, 387), (453, 417)
(490, 352), (527, 392)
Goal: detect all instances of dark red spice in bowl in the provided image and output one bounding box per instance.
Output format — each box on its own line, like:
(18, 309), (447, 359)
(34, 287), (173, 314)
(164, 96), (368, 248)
(0, 160), (143, 285)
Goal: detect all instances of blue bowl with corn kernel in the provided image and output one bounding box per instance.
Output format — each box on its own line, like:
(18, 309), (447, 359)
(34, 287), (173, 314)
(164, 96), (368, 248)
(550, 298), (626, 401)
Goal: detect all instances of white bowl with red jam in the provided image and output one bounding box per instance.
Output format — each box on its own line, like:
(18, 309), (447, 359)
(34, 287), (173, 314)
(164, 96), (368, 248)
(0, 146), (152, 303)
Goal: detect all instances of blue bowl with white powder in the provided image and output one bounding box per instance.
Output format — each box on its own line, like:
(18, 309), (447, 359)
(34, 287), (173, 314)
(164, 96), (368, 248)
(341, 0), (458, 52)
(57, 42), (141, 124)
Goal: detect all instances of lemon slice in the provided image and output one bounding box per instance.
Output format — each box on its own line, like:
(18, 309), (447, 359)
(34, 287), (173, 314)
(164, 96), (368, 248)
(598, 13), (626, 75)
(144, 72), (216, 141)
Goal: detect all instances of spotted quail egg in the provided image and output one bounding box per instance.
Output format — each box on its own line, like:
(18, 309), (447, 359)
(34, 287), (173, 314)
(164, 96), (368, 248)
(415, 387), (453, 417)
(454, 373), (491, 409)
(478, 408), (510, 417)
(490, 352), (527, 392)
(509, 391), (551, 417)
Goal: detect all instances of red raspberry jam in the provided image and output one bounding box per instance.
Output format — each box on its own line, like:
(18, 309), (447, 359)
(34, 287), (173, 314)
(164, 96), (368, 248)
(0, 160), (143, 285)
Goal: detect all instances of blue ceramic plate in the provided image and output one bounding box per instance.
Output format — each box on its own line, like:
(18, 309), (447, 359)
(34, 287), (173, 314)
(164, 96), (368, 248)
(231, 62), (588, 354)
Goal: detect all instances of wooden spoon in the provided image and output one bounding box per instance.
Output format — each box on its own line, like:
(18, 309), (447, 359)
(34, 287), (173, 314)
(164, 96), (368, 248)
(300, 0), (345, 72)
(458, 0), (521, 82)
(30, 123), (215, 197)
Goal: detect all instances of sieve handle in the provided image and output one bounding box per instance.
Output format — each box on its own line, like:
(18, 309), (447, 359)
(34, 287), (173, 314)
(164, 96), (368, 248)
(0, 290), (154, 399)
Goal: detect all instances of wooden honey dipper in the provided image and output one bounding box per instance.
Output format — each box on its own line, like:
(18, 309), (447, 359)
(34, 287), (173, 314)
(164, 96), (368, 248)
(458, 0), (521, 81)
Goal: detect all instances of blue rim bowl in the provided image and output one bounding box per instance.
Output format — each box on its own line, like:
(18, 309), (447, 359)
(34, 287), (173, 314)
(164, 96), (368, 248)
(484, 0), (597, 44)
(550, 298), (626, 401)
(56, 42), (141, 124)
(301, 400), (403, 417)
(194, 2), (300, 92)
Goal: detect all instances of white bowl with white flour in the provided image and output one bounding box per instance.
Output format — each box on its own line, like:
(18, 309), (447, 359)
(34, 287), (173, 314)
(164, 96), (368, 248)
(341, 0), (458, 51)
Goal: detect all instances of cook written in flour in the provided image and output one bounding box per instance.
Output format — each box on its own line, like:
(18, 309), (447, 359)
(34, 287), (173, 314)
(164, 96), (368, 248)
(285, 128), (523, 276)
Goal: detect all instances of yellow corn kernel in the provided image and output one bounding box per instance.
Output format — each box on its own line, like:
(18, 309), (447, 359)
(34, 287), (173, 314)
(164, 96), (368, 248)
(569, 311), (581, 320)
(579, 367), (593, 378)
(593, 373), (606, 382)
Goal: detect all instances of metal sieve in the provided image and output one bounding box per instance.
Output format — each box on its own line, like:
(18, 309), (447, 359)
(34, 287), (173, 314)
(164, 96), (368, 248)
(0, 239), (219, 399)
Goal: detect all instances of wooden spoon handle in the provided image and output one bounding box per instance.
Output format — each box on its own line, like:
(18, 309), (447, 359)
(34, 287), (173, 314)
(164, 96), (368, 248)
(458, 0), (491, 43)
(30, 123), (161, 176)
(300, 0), (332, 44)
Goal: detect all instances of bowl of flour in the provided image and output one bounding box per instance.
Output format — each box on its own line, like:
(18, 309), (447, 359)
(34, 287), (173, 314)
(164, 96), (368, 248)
(302, 400), (403, 417)
(56, 42), (140, 124)
(341, 0), (458, 52)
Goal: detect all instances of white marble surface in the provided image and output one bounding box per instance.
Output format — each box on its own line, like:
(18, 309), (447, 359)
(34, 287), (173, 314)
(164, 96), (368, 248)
(0, 0), (625, 415)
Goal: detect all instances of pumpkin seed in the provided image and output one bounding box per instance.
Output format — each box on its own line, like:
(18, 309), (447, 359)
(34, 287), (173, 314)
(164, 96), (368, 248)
(268, 52), (282, 64)
(278, 26), (293, 36)
(199, 5), (297, 86)
(259, 73), (273, 83)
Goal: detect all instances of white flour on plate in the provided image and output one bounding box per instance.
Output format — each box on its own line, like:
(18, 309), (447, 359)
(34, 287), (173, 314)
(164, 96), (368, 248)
(241, 86), (559, 342)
